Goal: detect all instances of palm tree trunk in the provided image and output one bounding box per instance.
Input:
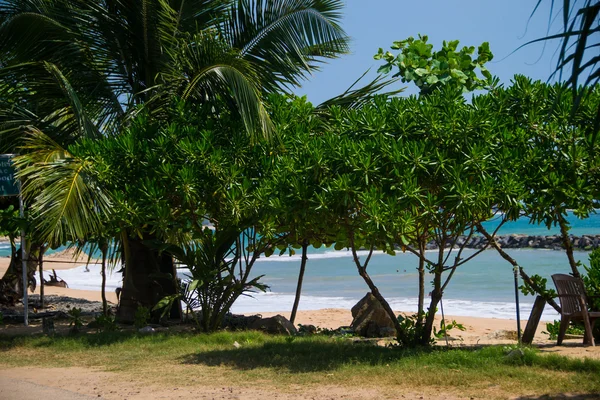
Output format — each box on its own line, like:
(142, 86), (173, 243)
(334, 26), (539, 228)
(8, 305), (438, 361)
(117, 235), (180, 323)
(101, 243), (108, 316)
(290, 240), (308, 325)
(38, 245), (46, 308)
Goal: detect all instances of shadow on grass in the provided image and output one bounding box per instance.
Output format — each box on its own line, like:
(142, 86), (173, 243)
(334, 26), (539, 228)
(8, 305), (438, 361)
(180, 339), (423, 372)
(180, 338), (600, 375)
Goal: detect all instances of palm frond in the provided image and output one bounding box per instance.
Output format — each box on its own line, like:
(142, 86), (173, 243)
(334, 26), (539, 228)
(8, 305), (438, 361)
(315, 70), (405, 112)
(222, 0), (350, 92)
(13, 129), (112, 246)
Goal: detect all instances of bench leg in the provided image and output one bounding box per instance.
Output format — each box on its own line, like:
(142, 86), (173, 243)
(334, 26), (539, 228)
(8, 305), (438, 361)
(583, 316), (595, 346)
(557, 317), (570, 346)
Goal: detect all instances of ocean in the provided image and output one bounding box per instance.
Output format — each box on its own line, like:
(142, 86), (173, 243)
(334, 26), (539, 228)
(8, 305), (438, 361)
(5, 212), (600, 322)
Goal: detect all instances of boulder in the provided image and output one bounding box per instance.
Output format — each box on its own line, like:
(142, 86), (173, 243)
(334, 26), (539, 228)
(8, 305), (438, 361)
(223, 313), (262, 330)
(249, 314), (297, 335)
(351, 293), (396, 338)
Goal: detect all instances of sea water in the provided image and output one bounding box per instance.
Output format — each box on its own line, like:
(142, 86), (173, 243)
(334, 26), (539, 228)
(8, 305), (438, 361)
(9, 211), (600, 321)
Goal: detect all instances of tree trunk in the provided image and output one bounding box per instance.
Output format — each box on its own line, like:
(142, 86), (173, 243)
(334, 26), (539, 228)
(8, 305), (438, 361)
(100, 243), (108, 316)
(0, 243), (40, 297)
(290, 240), (308, 325)
(421, 290), (441, 345)
(416, 238), (426, 327)
(38, 245), (46, 308)
(557, 212), (581, 278)
(116, 235), (180, 323)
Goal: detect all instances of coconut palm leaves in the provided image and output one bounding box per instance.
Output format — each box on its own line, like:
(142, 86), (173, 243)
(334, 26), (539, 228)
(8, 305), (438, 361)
(0, 0), (350, 244)
(530, 1), (599, 89)
(12, 129), (112, 246)
(529, 1), (600, 140)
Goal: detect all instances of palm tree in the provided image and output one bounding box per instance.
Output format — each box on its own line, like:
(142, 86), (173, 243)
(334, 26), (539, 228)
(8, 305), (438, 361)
(0, 0), (350, 321)
(528, 0), (599, 140)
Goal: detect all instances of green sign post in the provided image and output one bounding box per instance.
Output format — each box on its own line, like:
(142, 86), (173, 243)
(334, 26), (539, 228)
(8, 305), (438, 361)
(0, 154), (28, 326)
(0, 154), (19, 197)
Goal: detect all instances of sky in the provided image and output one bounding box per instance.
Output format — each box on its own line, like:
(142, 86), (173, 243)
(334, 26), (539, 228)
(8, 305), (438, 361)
(295, 0), (563, 105)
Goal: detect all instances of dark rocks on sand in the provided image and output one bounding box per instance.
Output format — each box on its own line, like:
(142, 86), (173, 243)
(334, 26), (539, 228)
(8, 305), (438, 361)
(351, 293), (397, 338)
(249, 314), (297, 335)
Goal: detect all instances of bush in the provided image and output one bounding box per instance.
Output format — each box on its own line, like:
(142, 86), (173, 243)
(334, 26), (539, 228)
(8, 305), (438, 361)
(543, 320), (585, 340)
(583, 247), (600, 311)
(94, 314), (118, 332)
(68, 307), (84, 334)
(134, 306), (150, 329)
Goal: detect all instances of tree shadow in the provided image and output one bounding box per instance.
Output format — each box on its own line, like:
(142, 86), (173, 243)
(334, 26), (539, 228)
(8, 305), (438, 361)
(181, 339), (439, 373)
(180, 338), (600, 375)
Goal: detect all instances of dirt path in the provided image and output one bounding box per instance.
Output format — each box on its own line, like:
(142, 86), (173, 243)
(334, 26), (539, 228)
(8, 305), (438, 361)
(0, 367), (468, 400)
(0, 374), (96, 400)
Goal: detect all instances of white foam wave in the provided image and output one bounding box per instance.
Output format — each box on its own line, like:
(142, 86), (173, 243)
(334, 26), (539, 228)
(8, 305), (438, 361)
(230, 292), (559, 321)
(44, 262), (560, 322)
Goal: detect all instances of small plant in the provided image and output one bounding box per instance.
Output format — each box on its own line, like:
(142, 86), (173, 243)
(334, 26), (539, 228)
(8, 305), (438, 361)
(543, 320), (585, 340)
(434, 319), (466, 339)
(396, 313), (433, 346)
(68, 307), (84, 334)
(134, 306), (150, 329)
(94, 314), (118, 332)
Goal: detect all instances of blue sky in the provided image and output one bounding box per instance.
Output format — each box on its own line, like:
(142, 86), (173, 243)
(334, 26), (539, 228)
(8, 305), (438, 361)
(296, 0), (562, 104)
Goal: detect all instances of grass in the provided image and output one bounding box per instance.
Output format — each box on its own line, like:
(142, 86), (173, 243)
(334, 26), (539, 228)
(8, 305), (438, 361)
(1, 330), (600, 399)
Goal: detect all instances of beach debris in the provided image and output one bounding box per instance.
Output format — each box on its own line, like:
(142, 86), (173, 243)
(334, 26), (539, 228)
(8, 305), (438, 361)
(233, 341), (241, 348)
(44, 270), (68, 288)
(249, 314), (297, 335)
(138, 325), (156, 335)
(351, 293), (397, 338)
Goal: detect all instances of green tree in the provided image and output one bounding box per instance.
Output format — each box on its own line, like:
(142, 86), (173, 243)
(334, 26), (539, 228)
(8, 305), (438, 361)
(374, 35), (494, 95)
(523, 1), (599, 143)
(1, 0), (350, 320)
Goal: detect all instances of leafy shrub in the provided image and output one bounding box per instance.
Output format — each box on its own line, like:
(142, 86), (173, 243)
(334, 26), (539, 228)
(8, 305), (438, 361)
(134, 306), (150, 329)
(543, 320), (585, 340)
(94, 314), (118, 332)
(68, 307), (84, 334)
(583, 248), (600, 311)
(396, 313), (432, 347)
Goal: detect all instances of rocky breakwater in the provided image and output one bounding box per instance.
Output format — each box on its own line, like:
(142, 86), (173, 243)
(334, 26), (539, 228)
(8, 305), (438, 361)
(423, 234), (600, 251)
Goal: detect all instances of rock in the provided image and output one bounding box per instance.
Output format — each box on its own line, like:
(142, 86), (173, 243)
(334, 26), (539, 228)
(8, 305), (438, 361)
(249, 315), (297, 335)
(351, 293), (396, 338)
(299, 324), (318, 334)
(223, 313), (262, 330)
(505, 348), (525, 360)
(138, 326), (155, 335)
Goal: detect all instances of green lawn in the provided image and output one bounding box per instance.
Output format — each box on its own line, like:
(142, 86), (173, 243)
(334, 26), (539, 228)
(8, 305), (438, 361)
(1, 330), (599, 399)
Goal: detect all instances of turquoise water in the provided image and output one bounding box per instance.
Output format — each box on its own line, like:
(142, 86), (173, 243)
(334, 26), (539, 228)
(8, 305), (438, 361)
(8, 211), (599, 319)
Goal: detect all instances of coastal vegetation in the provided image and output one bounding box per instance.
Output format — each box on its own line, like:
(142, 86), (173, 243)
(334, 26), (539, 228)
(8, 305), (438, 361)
(0, 0), (599, 352)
